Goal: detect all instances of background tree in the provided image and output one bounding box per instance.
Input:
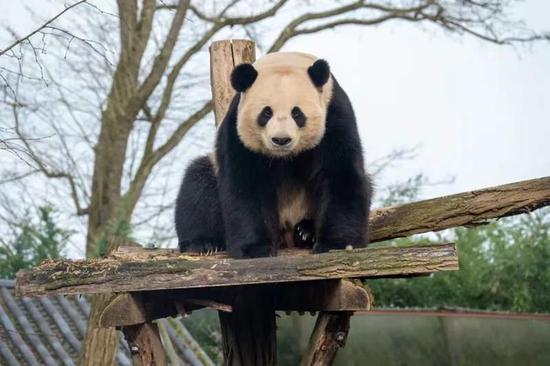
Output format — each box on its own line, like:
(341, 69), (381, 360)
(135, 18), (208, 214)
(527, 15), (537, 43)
(1, 0), (549, 364)
(0, 206), (71, 278)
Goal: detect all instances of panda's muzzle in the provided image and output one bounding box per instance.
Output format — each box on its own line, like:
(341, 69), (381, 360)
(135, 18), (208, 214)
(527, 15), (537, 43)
(271, 136), (292, 146)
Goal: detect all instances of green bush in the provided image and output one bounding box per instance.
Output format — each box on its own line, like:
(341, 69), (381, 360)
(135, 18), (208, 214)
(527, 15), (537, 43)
(0, 206), (72, 278)
(367, 208), (550, 312)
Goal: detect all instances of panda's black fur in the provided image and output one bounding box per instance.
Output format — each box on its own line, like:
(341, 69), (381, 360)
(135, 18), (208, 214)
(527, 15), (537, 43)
(175, 156), (224, 252)
(175, 56), (372, 258)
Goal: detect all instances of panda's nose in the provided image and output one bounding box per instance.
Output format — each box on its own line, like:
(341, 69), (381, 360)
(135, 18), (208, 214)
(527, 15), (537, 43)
(272, 137), (292, 146)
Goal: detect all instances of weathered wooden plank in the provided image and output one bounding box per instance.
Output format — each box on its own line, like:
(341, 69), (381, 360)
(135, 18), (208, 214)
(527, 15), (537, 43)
(16, 244), (457, 297)
(97, 280), (373, 328)
(369, 176), (550, 242)
(210, 39), (255, 126)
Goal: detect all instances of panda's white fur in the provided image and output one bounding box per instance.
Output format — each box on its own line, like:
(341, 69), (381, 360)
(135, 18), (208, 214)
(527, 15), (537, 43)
(234, 52), (335, 243)
(277, 180), (313, 237)
(236, 52), (333, 158)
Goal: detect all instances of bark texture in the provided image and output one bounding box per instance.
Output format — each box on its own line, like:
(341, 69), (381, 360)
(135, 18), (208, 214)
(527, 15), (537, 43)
(122, 323), (167, 366)
(210, 39), (256, 126)
(369, 176), (550, 243)
(16, 243), (457, 297)
(301, 312), (353, 366)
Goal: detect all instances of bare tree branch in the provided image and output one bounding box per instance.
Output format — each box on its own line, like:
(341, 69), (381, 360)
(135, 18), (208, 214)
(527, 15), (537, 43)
(11, 102), (89, 216)
(135, 0), (190, 109)
(124, 99), (213, 214)
(0, 0), (87, 56)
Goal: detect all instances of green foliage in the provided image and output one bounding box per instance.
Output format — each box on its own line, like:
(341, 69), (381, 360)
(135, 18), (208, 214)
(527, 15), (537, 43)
(0, 206), (72, 278)
(90, 218), (133, 258)
(182, 311), (223, 364)
(367, 208), (550, 312)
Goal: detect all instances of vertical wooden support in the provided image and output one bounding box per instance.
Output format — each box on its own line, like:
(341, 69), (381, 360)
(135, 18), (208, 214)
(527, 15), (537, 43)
(210, 39), (277, 366)
(209, 39), (256, 126)
(301, 312), (353, 366)
(123, 323), (167, 366)
(218, 286), (277, 366)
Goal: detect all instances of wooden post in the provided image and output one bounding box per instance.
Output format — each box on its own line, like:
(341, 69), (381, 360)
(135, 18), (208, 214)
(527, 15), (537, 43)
(301, 312), (353, 366)
(210, 39), (277, 366)
(109, 293), (166, 366)
(302, 280), (371, 365)
(122, 323), (167, 366)
(210, 39), (256, 126)
(218, 286), (276, 366)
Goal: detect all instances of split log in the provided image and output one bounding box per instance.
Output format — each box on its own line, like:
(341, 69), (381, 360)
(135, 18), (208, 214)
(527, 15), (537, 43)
(369, 176), (550, 242)
(16, 243), (457, 297)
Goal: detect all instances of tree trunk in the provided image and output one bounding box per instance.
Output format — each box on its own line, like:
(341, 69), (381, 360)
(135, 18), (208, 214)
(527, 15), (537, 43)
(79, 2), (153, 363)
(79, 45), (139, 366)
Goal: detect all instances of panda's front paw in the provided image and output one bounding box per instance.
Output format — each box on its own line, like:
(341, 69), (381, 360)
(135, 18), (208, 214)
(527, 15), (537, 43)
(311, 242), (331, 254)
(294, 219), (316, 248)
(180, 240), (224, 255)
(312, 243), (354, 253)
(229, 243), (276, 258)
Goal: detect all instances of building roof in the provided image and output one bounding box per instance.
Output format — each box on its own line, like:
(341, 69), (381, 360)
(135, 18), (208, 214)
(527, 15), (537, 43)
(0, 279), (207, 366)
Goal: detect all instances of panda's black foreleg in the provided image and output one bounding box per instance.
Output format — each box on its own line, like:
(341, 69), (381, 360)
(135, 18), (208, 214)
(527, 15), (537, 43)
(312, 170), (371, 253)
(218, 178), (278, 258)
(175, 156), (224, 254)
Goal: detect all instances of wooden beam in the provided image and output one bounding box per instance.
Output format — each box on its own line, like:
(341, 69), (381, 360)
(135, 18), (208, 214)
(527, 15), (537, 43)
(210, 39), (255, 126)
(369, 176), (550, 243)
(16, 243), (457, 297)
(97, 280), (373, 328)
(274, 279), (373, 312)
(99, 293), (146, 328)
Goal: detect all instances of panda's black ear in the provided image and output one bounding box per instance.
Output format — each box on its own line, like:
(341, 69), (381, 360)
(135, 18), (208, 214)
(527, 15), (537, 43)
(231, 63), (258, 92)
(308, 59), (330, 88)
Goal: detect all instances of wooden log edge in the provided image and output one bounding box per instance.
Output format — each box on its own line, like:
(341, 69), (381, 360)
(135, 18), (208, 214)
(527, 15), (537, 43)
(16, 243), (458, 297)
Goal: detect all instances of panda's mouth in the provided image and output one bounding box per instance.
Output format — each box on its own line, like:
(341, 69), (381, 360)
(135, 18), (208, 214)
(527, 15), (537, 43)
(268, 146), (294, 157)
(268, 139), (296, 155)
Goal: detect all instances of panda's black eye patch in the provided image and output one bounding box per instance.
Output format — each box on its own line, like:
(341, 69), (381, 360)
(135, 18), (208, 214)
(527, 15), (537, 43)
(291, 106), (306, 127)
(257, 106), (273, 126)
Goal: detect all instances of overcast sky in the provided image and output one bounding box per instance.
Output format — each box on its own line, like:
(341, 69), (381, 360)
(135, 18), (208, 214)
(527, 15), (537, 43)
(1, 1), (549, 256)
(282, 2), (550, 199)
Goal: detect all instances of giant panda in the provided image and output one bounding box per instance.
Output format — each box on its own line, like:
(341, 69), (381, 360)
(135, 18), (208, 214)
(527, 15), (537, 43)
(175, 52), (372, 258)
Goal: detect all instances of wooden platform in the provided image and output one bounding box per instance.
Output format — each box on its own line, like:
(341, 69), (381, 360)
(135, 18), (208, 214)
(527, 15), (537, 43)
(16, 243), (457, 297)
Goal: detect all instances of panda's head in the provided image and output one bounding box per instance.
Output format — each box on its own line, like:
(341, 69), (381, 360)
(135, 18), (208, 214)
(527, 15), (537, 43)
(231, 52), (333, 158)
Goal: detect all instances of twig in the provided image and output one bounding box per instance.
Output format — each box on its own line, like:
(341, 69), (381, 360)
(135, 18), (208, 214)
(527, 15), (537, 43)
(0, 0), (87, 56)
